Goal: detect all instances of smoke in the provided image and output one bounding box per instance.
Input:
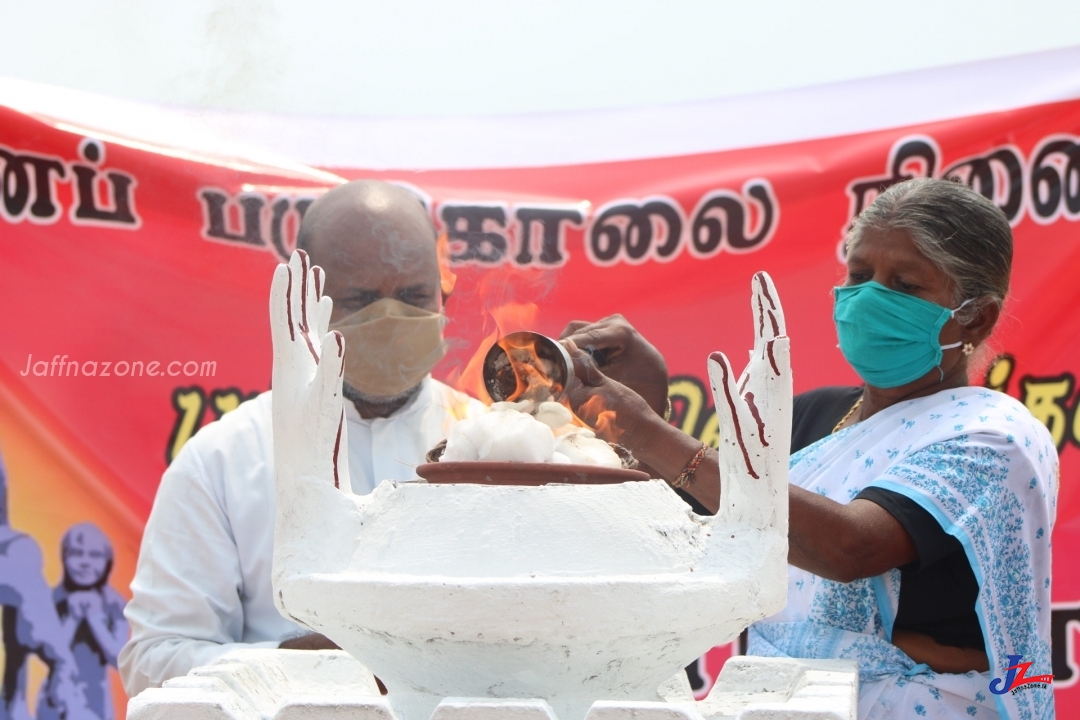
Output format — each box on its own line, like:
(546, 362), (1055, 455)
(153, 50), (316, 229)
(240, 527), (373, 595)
(171, 0), (288, 112)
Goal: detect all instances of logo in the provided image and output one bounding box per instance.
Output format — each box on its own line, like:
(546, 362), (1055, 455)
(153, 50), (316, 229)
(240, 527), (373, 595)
(989, 654), (1055, 695)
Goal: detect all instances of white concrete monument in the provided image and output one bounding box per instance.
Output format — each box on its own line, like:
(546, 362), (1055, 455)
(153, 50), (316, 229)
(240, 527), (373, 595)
(128, 253), (858, 720)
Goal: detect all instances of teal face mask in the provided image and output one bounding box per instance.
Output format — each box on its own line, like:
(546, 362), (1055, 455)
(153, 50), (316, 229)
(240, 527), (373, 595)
(833, 281), (971, 389)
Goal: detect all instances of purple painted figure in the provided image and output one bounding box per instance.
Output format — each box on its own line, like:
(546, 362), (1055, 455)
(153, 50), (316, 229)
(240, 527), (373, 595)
(0, 451), (88, 720)
(37, 524), (127, 720)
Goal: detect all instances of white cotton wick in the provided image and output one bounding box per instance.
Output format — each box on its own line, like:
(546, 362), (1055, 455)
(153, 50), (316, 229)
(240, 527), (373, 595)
(554, 431), (623, 468)
(491, 399), (536, 415)
(441, 408), (555, 463)
(440, 401), (622, 467)
(534, 401), (573, 433)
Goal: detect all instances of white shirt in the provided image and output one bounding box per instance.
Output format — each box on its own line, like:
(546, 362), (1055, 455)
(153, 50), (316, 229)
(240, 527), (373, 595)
(118, 378), (484, 696)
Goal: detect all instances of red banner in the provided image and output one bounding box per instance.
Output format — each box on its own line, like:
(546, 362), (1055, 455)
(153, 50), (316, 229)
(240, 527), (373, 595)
(2, 50), (1079, 716)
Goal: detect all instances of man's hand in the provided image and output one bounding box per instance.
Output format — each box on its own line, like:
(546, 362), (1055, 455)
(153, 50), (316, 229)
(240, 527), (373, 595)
(279, 632), (340, 651)
(559, 315), (669, 417)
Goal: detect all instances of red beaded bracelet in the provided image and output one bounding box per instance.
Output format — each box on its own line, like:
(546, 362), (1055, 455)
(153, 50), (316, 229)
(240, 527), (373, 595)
(672, 443), (708, 489)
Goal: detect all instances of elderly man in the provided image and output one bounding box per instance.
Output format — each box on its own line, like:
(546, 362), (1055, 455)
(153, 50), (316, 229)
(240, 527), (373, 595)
(119, 180), (484, 696)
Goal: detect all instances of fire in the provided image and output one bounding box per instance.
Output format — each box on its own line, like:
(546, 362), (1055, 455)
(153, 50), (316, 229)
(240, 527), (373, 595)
(446, 299), (539, 404)
(437, 232), (458, 297)
(577, 394), (622, 443)
(444, 271), (620, 442)
(451, 315), (621, 440)
(490, 333), (563, 403)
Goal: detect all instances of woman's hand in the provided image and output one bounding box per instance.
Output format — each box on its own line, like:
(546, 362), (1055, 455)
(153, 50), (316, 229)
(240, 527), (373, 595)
(892, 629), (989, 674)
(563, 343), (660, 447)
(565, 344), (721, 510)
(559, 315), (669, 417)
(787, 491), (917, 583)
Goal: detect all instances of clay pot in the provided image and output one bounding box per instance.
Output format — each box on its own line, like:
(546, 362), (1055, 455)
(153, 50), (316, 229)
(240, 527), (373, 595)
(416, 461), (649, 486)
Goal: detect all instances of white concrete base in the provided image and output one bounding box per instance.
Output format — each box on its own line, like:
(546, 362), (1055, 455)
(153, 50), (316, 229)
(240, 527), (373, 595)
(698, 656), (858, 720)
(128, 651), (857, 720)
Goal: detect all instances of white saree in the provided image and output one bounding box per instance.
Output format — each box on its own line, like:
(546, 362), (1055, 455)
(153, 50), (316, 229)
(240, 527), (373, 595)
(749, 387), (1058, 720)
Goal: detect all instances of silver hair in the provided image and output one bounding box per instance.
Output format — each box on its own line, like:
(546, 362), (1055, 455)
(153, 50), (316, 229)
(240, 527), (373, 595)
(846, 177), (1013, 326)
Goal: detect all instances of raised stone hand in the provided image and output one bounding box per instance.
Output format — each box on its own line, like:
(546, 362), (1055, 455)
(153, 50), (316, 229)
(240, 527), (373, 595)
(269, 250), (351, 496)
(706, 271), (792, 530)
(270, 251), (368, 616)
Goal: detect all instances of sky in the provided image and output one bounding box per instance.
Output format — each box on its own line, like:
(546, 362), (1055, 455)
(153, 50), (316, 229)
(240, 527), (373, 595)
(4, 0), (1080, 116)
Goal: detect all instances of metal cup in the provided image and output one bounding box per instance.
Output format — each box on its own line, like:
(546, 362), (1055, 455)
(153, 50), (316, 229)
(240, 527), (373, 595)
(482, 331), (574, 403)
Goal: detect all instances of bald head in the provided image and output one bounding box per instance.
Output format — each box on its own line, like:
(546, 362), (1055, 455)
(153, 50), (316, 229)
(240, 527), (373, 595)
(297, 180), (442, 323)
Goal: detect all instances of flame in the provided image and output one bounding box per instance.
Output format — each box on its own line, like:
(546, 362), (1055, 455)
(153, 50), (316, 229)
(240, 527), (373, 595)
(449, 323), (622, 442)
(578, 394), (621, 442)
(444, 271), (617, 442)
(494, 333), (562, 403)
(446, 298), (539, 404)
(437, 232), (457, 297)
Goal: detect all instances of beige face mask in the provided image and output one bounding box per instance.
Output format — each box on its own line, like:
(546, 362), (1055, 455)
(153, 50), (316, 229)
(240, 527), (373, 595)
(329, 298), (447, 398)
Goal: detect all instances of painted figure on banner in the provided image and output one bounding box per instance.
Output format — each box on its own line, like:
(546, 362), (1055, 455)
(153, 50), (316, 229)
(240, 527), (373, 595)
(0, 451), (89, 720)
(37, 524), (128, 720)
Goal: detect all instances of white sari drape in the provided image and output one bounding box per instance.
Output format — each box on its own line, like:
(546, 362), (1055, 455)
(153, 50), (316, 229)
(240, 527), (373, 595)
(749, 387), (1058, 720)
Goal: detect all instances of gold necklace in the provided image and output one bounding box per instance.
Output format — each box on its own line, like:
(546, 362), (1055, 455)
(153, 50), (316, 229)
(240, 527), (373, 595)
(833, 397), (864, 433)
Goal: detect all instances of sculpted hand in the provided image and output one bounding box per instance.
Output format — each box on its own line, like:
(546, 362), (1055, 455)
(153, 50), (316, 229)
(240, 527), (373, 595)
(270, 251), (369, 624)
(705, 272), (791, 527)
(269, 250), (351, 493)
(559, 315), (669, 416)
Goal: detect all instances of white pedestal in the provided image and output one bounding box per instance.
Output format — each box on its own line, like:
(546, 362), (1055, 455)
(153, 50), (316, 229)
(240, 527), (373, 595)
(128, 650), (857, 720)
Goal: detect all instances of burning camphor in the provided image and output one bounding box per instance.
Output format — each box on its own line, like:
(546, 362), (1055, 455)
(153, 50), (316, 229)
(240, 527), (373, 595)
(430, 331), (633, 469)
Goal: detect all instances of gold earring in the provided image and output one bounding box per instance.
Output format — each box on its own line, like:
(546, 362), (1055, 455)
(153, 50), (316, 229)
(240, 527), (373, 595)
(962, 342), (975, 356)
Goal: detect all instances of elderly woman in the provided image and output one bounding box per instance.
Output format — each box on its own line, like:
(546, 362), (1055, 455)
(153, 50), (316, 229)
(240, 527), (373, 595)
(564, 178), (1057, 720)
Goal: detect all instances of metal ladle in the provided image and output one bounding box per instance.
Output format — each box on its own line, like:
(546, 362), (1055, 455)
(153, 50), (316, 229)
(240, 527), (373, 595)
(482, 332), (574, 403)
